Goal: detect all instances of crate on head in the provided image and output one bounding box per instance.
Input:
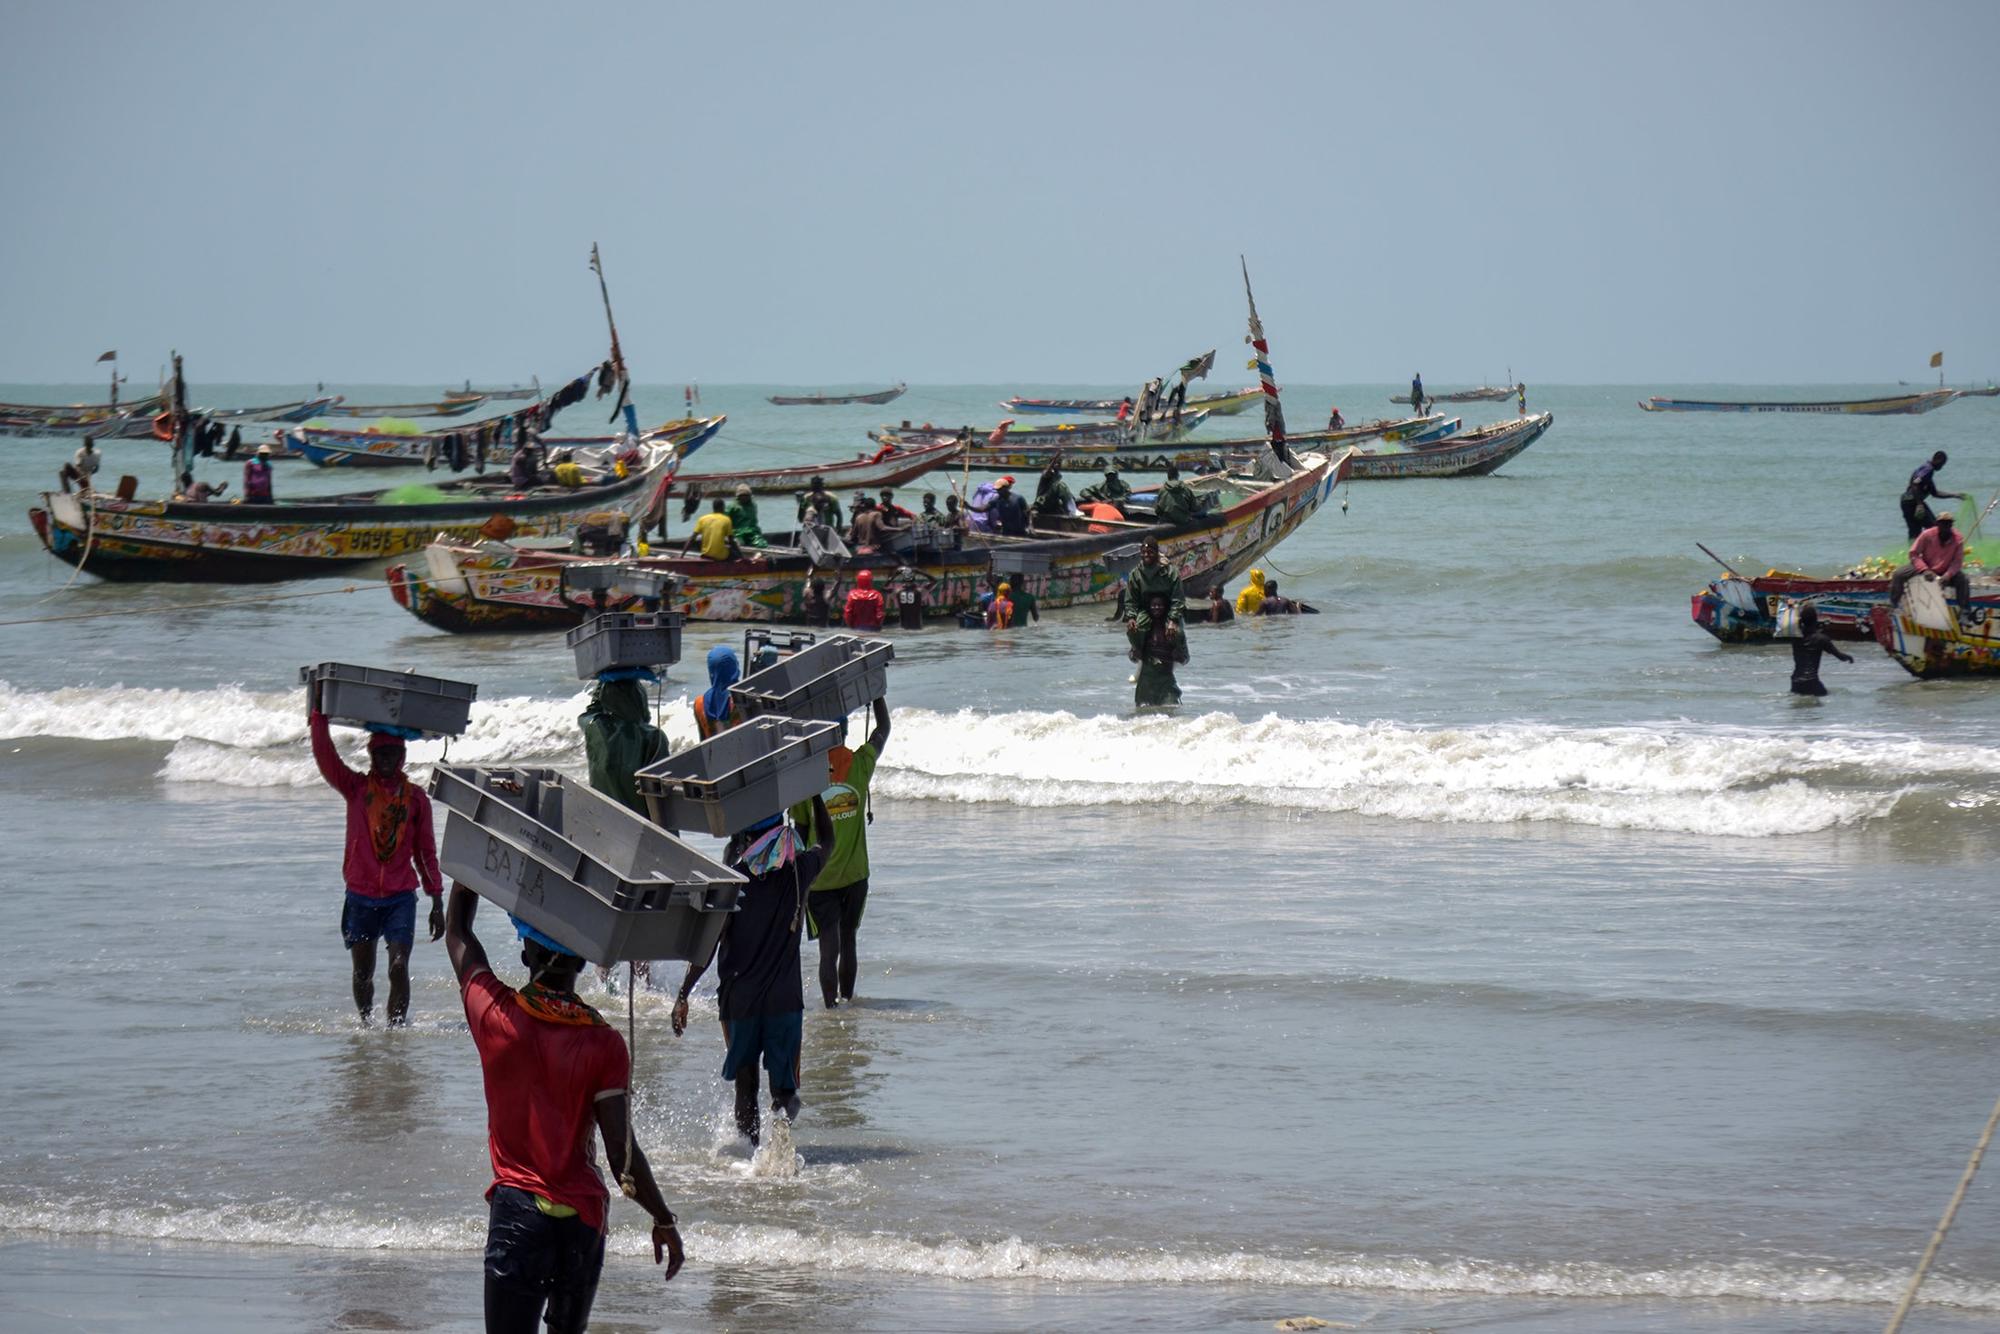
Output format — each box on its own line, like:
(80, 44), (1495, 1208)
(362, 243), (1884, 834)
(301, 662), (477, 738)
(567, 611), (685, 680)
(432, 764), (744, 965)
(729, 634), (893, 724)
(635, 716), (840, 838)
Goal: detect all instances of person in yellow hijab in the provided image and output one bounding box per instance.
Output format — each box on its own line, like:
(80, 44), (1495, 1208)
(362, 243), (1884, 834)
(1235, 568), (1267, 616)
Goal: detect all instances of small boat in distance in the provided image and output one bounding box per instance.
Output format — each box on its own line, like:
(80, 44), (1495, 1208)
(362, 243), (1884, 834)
(1000, 387), (1262, 416)
(445, 379), (540, 402)
(768, 383), (907, 406)
(1390, 385), (1514, 404)
(1638, 389), (1958, 415)
(319, 396), (492, 418)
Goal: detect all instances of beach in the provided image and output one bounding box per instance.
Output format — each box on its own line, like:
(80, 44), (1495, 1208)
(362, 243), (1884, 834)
(3, 384), (1998, 1331)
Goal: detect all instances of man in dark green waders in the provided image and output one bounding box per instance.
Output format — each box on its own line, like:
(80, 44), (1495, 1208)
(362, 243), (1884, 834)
(1123, 538), (1187, 706)
(578, 673), (671, 986)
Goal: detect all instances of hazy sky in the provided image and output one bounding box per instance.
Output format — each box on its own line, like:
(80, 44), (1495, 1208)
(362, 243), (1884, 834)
(3, 0), (1995, 384)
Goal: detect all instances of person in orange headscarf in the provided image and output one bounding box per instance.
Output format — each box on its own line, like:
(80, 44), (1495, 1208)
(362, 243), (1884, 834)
(842, 569), (886, 631)
(985, 582), (1015, 629)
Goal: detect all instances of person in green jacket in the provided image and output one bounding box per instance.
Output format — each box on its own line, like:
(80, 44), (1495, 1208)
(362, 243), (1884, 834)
(1078, 467), (1132, 507)
(790, 696), (890, 1009)
(1128, 591), (1188, 707)
(725, 483), (768, 548)
(1032, 461), (1074, 518)
(579, 675), (670, 813)
(1152, 463), (1201, 527)
(1123, 537), (1186, 641)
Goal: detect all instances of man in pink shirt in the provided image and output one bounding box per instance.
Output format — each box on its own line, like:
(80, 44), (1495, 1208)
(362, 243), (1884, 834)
(309, 697), (444, 1026)
(1891, 512), (1972, 613)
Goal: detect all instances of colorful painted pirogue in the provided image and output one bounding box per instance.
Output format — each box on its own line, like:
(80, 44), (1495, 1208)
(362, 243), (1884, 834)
(1870, 600), (2000, 678)
(880, 412), (1443, 474)
(1340, 412), (1552, 479)
(318, 396), (492, 418)
(1, 395), (339, 440)
(999, 387), (1262, 416)
(1690, 567), (1999, 644)
(285, 415), (726, 469)
(671, 437), (965, 498)
(0, 391), (165, 422)
(1638, 390), (1958, 415)
(768, 384), (907, 406)
(29, 442), (678, 583)
(386, 449), (1353, 630)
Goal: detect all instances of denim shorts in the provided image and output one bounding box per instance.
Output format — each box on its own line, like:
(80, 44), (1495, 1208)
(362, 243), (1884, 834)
(340, 890), (416, 948)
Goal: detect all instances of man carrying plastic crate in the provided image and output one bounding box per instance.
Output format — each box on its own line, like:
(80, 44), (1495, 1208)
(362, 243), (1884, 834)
(443, 888), (685, 1331)
(793, 696), (891, 1009)
(309, 702), (444, 1026)
(671, 795), (835, 1147)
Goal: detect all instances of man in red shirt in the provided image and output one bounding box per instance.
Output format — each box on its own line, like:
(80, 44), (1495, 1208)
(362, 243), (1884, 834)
(843, 569), (886, 631)
(1891, 512), (1972, 612)
(445, 887), (683, 1333)
(309, 699), (444, 1026)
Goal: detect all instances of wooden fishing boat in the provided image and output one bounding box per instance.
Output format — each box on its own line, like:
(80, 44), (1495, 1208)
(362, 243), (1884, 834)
(28, 443), (678, 583)
(1956, 384), (2000, 397)
(1390, 386), (1514, 404)
(1691, 564), (1999, 645)
(386, 449), (1352, 630)
(672, 437), (965, 498)
(200, 396), (342, 423)
(318, 396), (492, 418)
(287, 415), (726, 469)
(445, 380), (540, 402)
(999, 387), (1262, 416)
(1339, 412), (1550, 479)
(0, 410), (157, 440)
(768, 383), (906, 407)
(0, 391), (166, 422)
(881, 412), (1434, 474)
(1638, 390), (1958, 415)
(1869, 595), (2000, 679)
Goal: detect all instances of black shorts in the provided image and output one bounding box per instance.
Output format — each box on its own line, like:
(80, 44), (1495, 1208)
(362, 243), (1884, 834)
(808, 878), (869, 938)
(485, 1185), (605, 1331)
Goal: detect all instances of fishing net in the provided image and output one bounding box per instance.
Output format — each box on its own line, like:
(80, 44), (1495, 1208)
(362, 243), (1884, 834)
(380, 484), (451, 505)
(1845, 540), (2000, 579)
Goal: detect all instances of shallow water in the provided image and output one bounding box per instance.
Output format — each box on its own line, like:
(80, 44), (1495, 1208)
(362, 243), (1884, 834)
(2, 383), (1997, 1330)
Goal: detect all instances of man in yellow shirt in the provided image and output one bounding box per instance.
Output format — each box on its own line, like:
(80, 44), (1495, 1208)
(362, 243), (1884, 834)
(684, 497), (741, 561)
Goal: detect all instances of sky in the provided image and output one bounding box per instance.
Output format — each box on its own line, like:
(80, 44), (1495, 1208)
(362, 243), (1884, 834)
(2, 0), (1996, 385)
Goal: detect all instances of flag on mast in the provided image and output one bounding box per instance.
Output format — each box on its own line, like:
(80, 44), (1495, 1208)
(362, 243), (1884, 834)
(1177, 349), (1215, 384)
(96, 350), (116, 363)
(1930, 351), (1944, 368)
(1240, 257), (1286, 450)
(589, 243), (633, 422)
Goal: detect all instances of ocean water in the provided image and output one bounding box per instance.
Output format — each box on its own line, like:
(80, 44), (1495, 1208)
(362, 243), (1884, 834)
(2, 383), (1998, 1332)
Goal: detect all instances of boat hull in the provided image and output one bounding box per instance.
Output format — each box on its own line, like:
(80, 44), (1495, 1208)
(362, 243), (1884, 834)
(1639, 391), (1957, 415)
(1391, 387), (1514, 403)
(1001, 388), (1261, 416)
(768, 384), (906, 406)
(673, 439), (963, 497)
(1692, 572), (1999, 645)
(1869, 604), (2000, 678)
(1344, 413), (1550, 479)
(292, 417), (724, 468)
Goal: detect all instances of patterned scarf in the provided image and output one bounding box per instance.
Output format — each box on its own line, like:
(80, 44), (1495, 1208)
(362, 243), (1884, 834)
(738, 824), (799, 878)
(514, 982), (608, 1027)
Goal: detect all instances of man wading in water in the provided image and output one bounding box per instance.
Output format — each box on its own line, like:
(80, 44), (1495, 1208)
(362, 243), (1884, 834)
(794, 697), (891, 1009)
(309, 692), (443, 1026)
(444, 888), (683, 1332)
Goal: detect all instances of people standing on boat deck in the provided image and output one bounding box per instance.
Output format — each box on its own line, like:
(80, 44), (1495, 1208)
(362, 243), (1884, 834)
(242, 444), (276, 504)
(793, 697), (889, 1009)
(1033, 461), (1074, 518)
(1516, 382), (1528, 417)
(684, 384), (695, 414)
(1900, 451), (1964, 539)
(1327, 404), (1345, 430)
(725, 484), (768, 549)
(1164, 376), (1187, 424)
(1891, 513), (1973, 613)
(1079, 466), (1132, 507)
(941, 492), (970, 544)
(1129, 592), (1189, 707)
(1115, 396), (1134, 423)
(58, 436), (101, 493)
(307, 698), (443, 1028)
(509, 438), (539, 489)
(1411, 373), (1426, 416)
(686, 497), (741, 562)
(1235, 568), (1268, 616)
(798, 476), (843, 528)
(442, 887), (683, 1332)
(876, 489), (915, 525)
(695, 645), (747, 740)
(970, 476), (1031, 536)
(1153, 463), (1201, 527)
(672, 795), (833, 1148)
(985, 582), (1017, 629)
(1788, 604), (1853, 697)
(848, 497), (891, 553)
(842, 569), (886, 631)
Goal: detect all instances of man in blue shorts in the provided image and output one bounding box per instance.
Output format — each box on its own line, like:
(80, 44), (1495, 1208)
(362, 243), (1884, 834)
(671, 794), (833, 1146)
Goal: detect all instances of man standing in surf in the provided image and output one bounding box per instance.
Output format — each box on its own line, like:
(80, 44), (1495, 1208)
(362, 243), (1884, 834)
(794, 697), (891, 1009)
(308, 693), (444, 1027)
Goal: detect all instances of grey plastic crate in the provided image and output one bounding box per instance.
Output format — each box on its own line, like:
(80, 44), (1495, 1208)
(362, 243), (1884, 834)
(729, 634), (894, 723)
(634, 716), (840, 837)
(567, 611), (685, 679)
(562, 562), (679, 602)
(431, 764), (744, 965)
(301, 662), (477, 738)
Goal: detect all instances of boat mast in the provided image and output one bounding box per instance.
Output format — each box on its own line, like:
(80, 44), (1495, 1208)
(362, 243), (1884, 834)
(1240, 256), (1287, 458)
(589, 242), (634, 426)
(167, 351), (188, 483)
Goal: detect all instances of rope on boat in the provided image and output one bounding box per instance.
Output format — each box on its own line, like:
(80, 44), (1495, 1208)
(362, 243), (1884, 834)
(0, 582), (366, 627)
(1883, 1089), (2000, 1333)
(33, 492), (100, 606)
(618, 960), (639, 1203)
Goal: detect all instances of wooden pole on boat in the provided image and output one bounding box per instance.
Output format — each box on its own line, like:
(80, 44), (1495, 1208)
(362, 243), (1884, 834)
(1695, 542), (1743, 579)
(1240, 256), (1288, 462)
(1883, 1090), (2000, 1334)
(589, 242), (632, 425)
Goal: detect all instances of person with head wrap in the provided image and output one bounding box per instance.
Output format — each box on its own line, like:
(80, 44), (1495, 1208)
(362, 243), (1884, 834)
(1032, 461), (1073, 519)
(1235, 569), (1267, 616)
(1124, 537), (1186, 640)
(1152, 463), (1200, 527)
(671, 795), (834, 1146)
(1129, 590), (1189, 707)
(985, 582), (1016, 629)
(579, 676), (670, 813)
(442, 891), (683, 1328)
(307, 691), (443, 1027)
(843, 569), (886, 631)
(1078, 467), (1131, 507)
(694, 645), (746, 740)
(725, 484), (768, 549)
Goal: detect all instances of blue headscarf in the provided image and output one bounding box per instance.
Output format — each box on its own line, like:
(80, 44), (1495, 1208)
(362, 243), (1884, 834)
(511, 914), (580, 958)
(703, 645), (740, 721)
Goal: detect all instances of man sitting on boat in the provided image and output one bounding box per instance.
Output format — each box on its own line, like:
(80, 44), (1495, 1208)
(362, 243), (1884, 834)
(726, 484), (768, 549)
(1152, 464), (1201, 527)
(509, 437), (540, 489)
(1890, 513), (1972, 614)
(1901, 451), (1965, 540)
(1327, 405), (1345, 431)
(1079, 467), (1132, 508)
(174, 471), (226, 503)
(685, 497), (742, 562)
(797, 476), (842, 528)
(58, 437), (101, 494)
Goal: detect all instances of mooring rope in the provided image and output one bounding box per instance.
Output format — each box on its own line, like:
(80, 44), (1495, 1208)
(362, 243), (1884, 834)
(1883, 1090), (2000, 1333)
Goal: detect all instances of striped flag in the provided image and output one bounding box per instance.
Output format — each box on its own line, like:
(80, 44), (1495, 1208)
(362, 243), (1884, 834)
(1240, 257), (1286, 450)
(96, 350), (116, 362)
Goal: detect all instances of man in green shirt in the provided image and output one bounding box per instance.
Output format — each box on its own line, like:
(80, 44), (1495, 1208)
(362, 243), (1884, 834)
(1078, 467), (1131, 507)
(791, 696), (890, 1008)
(1123, 537), (1186, 641)
(1152, 463), (1201, 527)
(725, 483), (768, 548)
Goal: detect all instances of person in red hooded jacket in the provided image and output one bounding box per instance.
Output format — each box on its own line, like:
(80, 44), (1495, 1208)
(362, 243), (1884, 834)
(842, 569), (885, 631)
